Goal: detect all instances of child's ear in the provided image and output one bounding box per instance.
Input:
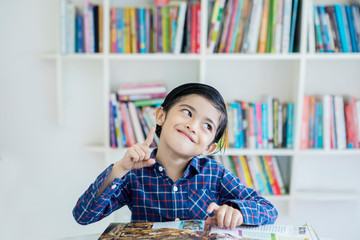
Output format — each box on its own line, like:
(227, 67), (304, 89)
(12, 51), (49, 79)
(202, 143), (217, 155)
(155, 106), (165, 126)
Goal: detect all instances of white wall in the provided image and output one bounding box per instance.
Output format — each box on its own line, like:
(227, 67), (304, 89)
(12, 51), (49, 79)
(0, 1), (359, 240)
(0, 1), (119, 239)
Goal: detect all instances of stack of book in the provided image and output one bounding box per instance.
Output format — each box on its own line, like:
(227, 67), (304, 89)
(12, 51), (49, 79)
(213, 155), (287, 196)
(109, 83), (167, 148)
(225, 99), (294, 149)
(309, 4), (360, 53)
(110, 1), (200, 54)
(60, 0), (103, 54)
(301, 95), (360, 149)
(207, 0), (300, 53)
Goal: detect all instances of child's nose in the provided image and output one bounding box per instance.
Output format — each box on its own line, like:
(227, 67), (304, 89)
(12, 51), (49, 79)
(186, 123), (196, 133)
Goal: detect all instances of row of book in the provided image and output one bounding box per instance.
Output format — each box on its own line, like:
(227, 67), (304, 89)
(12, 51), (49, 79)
(301, 95), (360, 149)
(309, 4), (360, 53)
(111, 1), (200, 54)
(109, 83), (168, 148)
(226, 99), (294, 149)
(213, 155), (287, 196)
(60, 0), (103, 54)
(207, 0), (300, 53)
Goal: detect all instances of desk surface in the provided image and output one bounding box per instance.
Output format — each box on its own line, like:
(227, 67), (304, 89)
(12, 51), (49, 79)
(55, 233), (335, 240)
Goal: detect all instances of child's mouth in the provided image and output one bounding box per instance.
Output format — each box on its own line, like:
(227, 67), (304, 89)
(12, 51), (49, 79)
(177, 129), (195, 143)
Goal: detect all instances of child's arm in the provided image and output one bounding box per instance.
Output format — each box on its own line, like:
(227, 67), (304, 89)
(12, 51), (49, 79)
(208, 168), (278, 227)
(72, 128), (156, 225)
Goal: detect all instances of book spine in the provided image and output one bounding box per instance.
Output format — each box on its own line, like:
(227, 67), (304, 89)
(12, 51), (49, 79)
(325, 6), (341, 52)
(345, 5), (359, 52)
(93, 5), (99, 53)
(352, 5), (360, 52)
(289, 0), (299, 52)
(351, 97), (359, 148)
(262, 103), (268, 149)
(257, 156), (273, 195)
(66, 1), (75, 54)
(88, 4), (95, 53)
(119, 102), (136, 147)
(317, 102), (323, 148)
(267, 96), (274, 148)
(117, 8), (124, 53)
(318, 6), (331, 52)
(240, 156), (254, 189)
(207, 0), (226, 53)
(264, 156), (282, 195)
(278, 104), (283, 147)
(248, 104), (256, 149)
(98, 5), (103, 53)
(110, 93), (122, 148)
(345, 103), (354, 148)
(334, 4), (349, 52)
(138, 8), (146, 53)
(300, 96), (310, 149)
(313, 5), (324, 52)
(356, 101), (360, 147)
(341, 5), (353, 52)
(273, 99), (279, 148)
(286, 102), (294, 148)
(76, 13), (84, 53)
(308, 1), (316, 53)
(109, 98), (117, 148)
(256, 102), (263, 149)
(130, 8), (138, 53)
(274, 0), (284, 53)
(171, 6), (178, 53)
(174, 2), (187, 54)
(272, 156), (286, 194)
(281, 0), (292, 52)
(246, 0), (264, 53)
(258, 0), (270, 53)
(334, 95), (346, 149)
(322, 95), (331, 149)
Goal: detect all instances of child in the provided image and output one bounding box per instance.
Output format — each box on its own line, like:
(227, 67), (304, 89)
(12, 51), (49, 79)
(73, 83), (278, 230)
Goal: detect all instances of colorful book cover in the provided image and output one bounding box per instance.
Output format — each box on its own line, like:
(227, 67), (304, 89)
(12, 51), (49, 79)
(258, 0), (270, 53)
(318, 6), (332, 52)
(264, 156), (282, 195)
(300, 95), (310, 149)
(286, 102), (294, 149)
(116, 8), (125, 53)
(345, 5), (359, 52)
(317, 102), (323, 148)
(262, 103), (268, 149)
(207, 0), (226, 53)
(124, 8), (132, 53)
(313, 6), (324, 52)
(257, 156), (273, 195)
(255, 103), (263, 149)
(239, 156), (254, 188)
(325, 6), (342, 52)
(130, 7), (138, 53)
(334, 4), (349, 52)
(139, 8), (146, 53)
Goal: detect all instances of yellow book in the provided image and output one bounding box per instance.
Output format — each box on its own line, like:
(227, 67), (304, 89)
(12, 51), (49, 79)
(130, 7), (137, 53)
(240, 156), (254, 189)
(162, 7), (169, 52)
(124, 8), (131, 53)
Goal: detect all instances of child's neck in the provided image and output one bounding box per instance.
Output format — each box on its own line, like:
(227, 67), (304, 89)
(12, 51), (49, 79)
(155, 147), (192, 183)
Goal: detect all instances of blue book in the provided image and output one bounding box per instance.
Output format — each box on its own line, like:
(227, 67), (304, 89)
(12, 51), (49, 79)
(314, 6), (325, 52)
(109, 101), (117, 148)
(334, 4), (350, 52)
(345, 5), (359, 52)
(286, 103), (294, 149)
(318, 6), (332, 52)
(262, 103), (268, 149)
(138, 8), (146, 53)
(171, 6), (178, 52)
(253, 103), (258, 149)
(314, 102), (319, 148)
(231, 103), (241, 148)
(341, 5), (353, 52)
(76, 14), (84, 53)
(317, 102), (323, 148)
(116, 8), (124, 53)
(236, 102), (245, 148)
(289, 0), (299, 53)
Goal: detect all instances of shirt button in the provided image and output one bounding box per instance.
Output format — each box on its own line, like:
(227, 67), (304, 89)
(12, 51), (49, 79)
(175, 218), (180, 221)
(159, 166), (163, 172)
(173, 186), (178, 192)
(111, 184), (117, 189)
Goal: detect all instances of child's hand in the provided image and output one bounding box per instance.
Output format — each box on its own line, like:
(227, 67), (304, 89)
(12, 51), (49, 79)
(205, 202), (243, 230)
(116, 127), (156, 172)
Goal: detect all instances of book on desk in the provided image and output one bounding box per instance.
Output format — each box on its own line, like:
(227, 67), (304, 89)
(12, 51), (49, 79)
(97, 219), (320, 240)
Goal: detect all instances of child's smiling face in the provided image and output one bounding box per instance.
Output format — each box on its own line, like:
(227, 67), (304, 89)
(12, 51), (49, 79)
(156, 94), (222, 159)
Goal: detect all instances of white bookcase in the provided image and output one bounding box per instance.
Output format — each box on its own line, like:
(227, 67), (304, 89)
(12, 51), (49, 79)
(42, 0), (360, 226)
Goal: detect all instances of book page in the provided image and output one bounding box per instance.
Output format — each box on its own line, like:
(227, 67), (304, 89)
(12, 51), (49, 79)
(209, 224), (319, 240)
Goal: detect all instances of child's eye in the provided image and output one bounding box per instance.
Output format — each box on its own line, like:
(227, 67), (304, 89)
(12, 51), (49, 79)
(182, 109), (191, 117)
(204, 123), (212, 131)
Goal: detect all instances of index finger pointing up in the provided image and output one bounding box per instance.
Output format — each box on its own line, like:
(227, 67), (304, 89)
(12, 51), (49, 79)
(144, 126), (155, 147)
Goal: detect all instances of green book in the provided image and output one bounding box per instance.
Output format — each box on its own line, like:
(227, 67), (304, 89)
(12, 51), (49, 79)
(134, 98), (165, 107)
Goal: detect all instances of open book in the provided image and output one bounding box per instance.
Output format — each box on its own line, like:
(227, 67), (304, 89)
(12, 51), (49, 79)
(98, 220), (320, 240)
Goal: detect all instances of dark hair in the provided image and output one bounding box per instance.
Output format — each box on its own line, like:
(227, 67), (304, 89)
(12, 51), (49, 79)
(156, 83), (228, 152)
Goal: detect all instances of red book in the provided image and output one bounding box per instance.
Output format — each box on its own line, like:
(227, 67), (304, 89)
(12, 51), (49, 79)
(119, 102), (136, 147)
(191, 3), (197, 53)
(344, 103), (354, 148)
(264, 156), (282, 195)
(300, 96), (310, 149)
(351, 97), (359, 148)
(196, 3), (201, 53)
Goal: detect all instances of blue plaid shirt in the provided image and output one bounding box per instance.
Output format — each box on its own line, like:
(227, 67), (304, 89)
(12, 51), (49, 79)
(73, 149), (278, 225)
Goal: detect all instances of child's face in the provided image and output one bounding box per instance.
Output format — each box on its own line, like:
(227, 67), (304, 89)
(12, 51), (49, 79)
(156, 94), (221, 158)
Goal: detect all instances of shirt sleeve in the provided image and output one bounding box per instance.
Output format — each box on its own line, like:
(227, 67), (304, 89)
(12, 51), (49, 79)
(218, 168), (278, 226)
(72, 164), (131, 225)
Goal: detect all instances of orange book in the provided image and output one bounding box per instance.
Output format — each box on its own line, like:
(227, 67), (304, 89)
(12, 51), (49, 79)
(263, 156), (281, 195)
(258, 0), (270, 53)
(110, 8), (117, 53)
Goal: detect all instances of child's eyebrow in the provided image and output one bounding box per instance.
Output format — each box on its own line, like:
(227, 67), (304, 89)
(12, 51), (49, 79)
(179, 104), (217, 129)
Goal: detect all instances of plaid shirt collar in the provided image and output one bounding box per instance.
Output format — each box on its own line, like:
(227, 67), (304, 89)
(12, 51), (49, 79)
(150, 148), (201, 176)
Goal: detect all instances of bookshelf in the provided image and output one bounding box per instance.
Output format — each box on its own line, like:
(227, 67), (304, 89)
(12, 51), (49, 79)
(43, 0), (360, 221)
